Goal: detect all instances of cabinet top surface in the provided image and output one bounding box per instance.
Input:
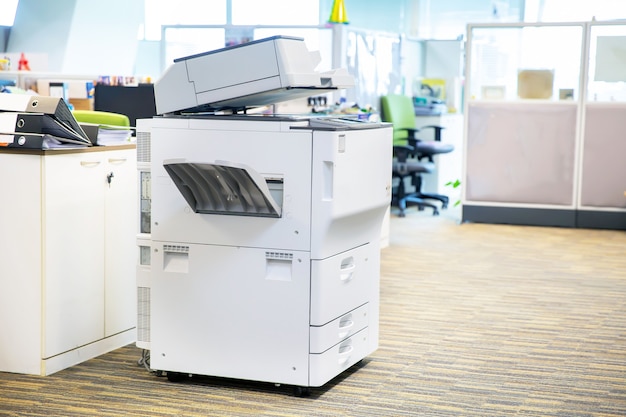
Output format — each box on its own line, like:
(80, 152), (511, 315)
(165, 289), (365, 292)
(0, 144), (136, 156)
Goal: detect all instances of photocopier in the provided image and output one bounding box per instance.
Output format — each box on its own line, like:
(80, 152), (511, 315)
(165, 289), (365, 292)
(135, 36), (392, 395)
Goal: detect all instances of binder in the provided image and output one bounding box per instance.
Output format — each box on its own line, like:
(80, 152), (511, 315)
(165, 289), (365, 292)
(0, 132), (85, 150)
(79, 122), (100, 144)
(0, 94), (91, 145)
(0, 112), (91, 146)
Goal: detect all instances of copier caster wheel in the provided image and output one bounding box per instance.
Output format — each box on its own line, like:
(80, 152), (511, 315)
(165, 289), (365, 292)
(166, 371), (187, 382)
(293, 386), (311, 397)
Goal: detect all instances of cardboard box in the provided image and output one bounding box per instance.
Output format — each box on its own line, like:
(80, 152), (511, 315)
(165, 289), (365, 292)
(517, 69), (554, 99)
(69, 98), (94, 111)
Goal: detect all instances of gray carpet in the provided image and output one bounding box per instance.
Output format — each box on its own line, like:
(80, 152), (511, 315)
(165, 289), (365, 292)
(1, 209), (625, 416)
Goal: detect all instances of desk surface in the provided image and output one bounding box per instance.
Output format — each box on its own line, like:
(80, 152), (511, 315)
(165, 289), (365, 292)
(0, 143), (135, 156)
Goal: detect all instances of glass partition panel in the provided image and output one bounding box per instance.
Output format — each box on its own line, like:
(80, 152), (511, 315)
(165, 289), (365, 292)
(468, 24), (584, 101)
(587, 23), (626, 102)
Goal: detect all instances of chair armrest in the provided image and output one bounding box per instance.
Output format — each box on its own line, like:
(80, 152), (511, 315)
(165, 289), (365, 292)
(418, 125), (445, 141)
(393, 144), (415, 162)
(397, 127), (421, 140)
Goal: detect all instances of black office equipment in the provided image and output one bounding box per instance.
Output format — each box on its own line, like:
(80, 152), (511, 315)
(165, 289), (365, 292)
(94, 84), (157, 127)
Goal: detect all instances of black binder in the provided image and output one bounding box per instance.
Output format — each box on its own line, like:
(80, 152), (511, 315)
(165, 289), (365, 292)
(0, 112), (90, 145)
(0, 132), (88, 149)
(0, 95), (91, 146)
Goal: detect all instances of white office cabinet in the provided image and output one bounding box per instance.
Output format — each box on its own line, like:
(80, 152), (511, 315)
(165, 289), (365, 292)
(42, 152), (106, 358)
(0, 146), (137, 376)
(103, 149), (138, 336)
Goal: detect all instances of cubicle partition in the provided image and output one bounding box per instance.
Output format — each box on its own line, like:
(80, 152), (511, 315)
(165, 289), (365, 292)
(462, 21), (626, 230)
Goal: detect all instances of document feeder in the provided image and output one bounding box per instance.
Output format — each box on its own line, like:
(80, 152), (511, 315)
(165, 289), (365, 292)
(154, 35), (354, 114)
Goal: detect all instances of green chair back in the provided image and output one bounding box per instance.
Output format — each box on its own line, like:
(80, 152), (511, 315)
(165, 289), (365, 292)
(380, 94), (416, 145)
(72, 110), (130, 127)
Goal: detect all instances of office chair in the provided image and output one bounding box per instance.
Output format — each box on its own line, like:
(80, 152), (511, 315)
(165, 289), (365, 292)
(392, 143), (439, 216)
(380, 94), (454, 216)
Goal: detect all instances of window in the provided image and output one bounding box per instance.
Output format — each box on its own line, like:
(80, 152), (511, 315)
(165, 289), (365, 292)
(231, 0), (319, 25)
(153, 0), (325, 72)
(0, 0), (19, 26)
(528, 0), (626, 22)
(143, 0), (227, 40)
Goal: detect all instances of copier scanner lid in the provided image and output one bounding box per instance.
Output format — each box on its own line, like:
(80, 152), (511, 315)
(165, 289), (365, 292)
(154, 36), (354, 115)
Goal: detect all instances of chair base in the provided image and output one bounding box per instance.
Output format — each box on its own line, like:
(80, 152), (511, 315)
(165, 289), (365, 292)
(413, 192), (449, 210)
(392, 174), (449, 217)
(394, 194), (440, 217)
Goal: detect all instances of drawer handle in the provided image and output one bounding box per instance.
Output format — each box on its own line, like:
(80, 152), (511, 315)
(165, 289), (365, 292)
(108, 158), (127, 164)
(80, 161), (101, 167)
(337, 345), (354, 365)
(338, 319), (354, 339)
(340, 264), (355, 282)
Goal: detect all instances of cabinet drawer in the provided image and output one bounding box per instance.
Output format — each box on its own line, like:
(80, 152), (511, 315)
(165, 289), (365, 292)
(310, 244), (374, 326)
(309, 328), (370, 387)
(310, 303), (369, 354)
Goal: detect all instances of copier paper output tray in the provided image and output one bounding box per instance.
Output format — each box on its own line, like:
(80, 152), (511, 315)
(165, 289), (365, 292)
(163, 159), (282, 218)
(154, 35), (354, 114)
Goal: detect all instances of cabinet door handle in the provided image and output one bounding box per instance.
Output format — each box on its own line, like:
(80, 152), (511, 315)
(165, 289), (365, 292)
(108, 158), (127, 164)
(80, 161), (101, 167)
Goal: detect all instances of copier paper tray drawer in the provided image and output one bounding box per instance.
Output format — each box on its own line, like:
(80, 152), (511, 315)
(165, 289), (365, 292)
(163, 159), (282, 217)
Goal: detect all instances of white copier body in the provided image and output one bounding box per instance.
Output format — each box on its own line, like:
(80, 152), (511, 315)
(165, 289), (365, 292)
(137, 36), (392, 389)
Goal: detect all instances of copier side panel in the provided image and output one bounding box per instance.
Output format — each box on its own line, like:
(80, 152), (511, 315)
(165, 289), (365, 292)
(150, 243), (311, 385)
(150, 120), (313, 251)
(310, 127), (393, 259)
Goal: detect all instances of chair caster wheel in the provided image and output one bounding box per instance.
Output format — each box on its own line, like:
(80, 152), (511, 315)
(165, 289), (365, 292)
(293, 386), (311, 397)
(433, 210), (440, 216)
(442, 203), (448, 209)
(399, 211), (406, 218)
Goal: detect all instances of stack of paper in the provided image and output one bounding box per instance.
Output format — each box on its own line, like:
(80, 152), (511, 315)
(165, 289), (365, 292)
(79, 122), (133, 146)
(96, 125), (133, 146)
